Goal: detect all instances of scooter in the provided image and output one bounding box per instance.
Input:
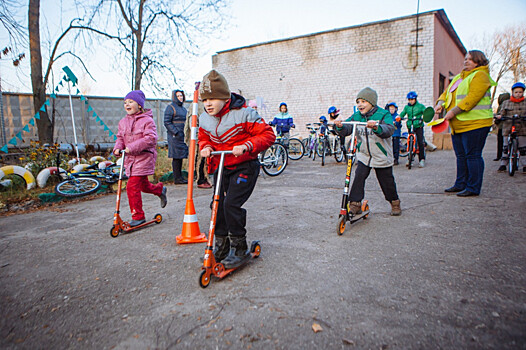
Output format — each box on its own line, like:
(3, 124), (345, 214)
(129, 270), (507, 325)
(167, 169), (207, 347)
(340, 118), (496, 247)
(199, 150), (261, 288)
(110, 150), (162, 238)
(336, 121), (371, 235)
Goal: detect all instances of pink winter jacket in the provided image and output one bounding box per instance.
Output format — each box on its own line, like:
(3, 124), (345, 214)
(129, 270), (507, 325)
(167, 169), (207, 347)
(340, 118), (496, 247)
(113, 109), (158, 176)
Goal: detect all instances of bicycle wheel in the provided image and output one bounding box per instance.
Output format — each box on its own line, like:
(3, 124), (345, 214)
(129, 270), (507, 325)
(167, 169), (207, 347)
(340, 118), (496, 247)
(55, 177), (101, 197)
(509, 138), (517, 176)
(399, 136), (408, 157)
(302, 138), (310, 158)
(407, 138), (414, 169)
(288, 137), (305, 160)
(334, 137), (344, 162)
(316, 138), (324, 157)
(261, 143), (288, 176)
(321, 138), (327, 166)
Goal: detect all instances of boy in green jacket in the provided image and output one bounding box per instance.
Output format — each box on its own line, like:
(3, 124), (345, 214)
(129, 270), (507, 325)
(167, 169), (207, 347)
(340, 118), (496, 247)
(400, 91), (426, 167)
(334, 87), (401, 216)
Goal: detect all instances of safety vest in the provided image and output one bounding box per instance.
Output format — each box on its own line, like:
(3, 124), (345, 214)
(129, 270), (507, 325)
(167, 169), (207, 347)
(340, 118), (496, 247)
(445, 70), (496, 121)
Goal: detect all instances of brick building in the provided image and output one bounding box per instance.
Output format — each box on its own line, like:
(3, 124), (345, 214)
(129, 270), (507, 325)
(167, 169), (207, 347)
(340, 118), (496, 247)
(211, 9), (466, 144)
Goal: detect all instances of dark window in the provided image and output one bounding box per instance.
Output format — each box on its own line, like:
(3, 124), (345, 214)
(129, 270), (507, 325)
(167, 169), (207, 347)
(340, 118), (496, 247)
(439, 73), (446, 96)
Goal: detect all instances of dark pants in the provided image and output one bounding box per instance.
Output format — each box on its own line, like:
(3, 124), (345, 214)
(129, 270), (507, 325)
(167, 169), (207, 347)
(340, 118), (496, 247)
(349, 161), (399, 203)
(197, 158), (208, 185)
(214, 160), (259, 238)
(392, 136), (400, 161)
(496, 128), (503, 159)
(127, 176), (163, 220)
(172, 159), (184, 181)
(414, 127), (426, 161)
(451, 127), (490, 195)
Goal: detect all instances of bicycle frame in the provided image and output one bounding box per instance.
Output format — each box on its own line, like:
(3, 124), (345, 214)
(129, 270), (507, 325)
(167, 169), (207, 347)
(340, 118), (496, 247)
(500, 114), (526, 176)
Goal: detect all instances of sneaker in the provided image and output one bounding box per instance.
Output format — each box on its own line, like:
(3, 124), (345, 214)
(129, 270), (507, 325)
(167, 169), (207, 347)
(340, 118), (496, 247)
(174, 178), (188, 185)
(129, 219), (146, 227)
(393, 159), (399, 165)
(159, 186), (167, 208)
(497, 165), (506, 172)
(197, 182), (213, 189)
(419, 160), (425, 168)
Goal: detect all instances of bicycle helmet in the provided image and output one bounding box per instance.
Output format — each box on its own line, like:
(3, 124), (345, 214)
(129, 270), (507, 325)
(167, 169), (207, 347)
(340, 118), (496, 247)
(406, 91), (418, 99)
(319, 116), (327, 122)
(511, 82), (526, 91)
(386, 102), (398, 110)
(328, 106), (340, 115)
(279, 102), (287, 108)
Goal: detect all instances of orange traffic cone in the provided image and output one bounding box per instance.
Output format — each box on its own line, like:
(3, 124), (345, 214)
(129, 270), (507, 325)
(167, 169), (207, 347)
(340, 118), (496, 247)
(176, 81), (207, 244)
(176, 198), (207, 244)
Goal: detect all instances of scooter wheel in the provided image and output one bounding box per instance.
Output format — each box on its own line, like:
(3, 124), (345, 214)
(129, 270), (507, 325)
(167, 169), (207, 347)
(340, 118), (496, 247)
(337, 216), (346, 235)
(154, 213), (162, 224)
(363, 203), (370, 219)
(199, 270), (210, 288)
(251, 242), (261, 258)
(110, 225), (120, 238)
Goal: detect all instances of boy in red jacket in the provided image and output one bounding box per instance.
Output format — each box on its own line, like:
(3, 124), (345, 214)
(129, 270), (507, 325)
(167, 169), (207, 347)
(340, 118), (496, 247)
(198, 70), (275, 268)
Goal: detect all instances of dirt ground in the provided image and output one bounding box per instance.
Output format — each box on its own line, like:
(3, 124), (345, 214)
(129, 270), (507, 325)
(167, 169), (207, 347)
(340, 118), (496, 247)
(0, 134), (525, 349)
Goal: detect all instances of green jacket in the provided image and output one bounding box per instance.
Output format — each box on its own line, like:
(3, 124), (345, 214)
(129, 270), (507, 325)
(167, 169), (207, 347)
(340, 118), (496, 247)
(336, 107), (395, 168)
(400, 102), (426, 129)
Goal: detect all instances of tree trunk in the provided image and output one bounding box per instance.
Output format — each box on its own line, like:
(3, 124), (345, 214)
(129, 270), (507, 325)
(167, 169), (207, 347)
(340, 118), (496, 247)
(29, 0), (53, 145)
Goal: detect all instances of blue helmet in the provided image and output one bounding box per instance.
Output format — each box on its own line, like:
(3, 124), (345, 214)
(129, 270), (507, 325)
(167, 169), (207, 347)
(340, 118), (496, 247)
(279, 102), (287, 108)
(406, 91), (418, 99)
(319, 116), (327, 122)
(328, 106), (339, 115)
(512, 82), (526, 91)
(386, 102), (398, 110)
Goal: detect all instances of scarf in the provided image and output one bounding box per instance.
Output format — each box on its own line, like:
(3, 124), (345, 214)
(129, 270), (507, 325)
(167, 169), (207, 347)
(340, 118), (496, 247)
(510, 96), (524, 103)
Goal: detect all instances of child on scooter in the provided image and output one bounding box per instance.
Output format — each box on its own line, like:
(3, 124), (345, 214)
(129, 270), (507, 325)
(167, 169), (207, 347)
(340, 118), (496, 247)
(334, 87), (401, 216)
(113, 90), (167, 227)
(198, 70), (275, 269)
(400, 91), (427, 168)
(385, 102), (402, 165)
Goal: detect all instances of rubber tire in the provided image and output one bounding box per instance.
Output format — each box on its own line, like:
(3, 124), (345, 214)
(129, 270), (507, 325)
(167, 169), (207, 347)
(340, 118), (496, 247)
(199, 270), (210, 288)
(261, 143), (288, 176)
(316, 139), (324, 157)
(337, 215), (346, 236)
(509, 139), (517, 176)
(154, 213), (162, 224)
(110, 225), (120, 238)
(399, 136), (408, 157)
(407, 138), (414, 169)
(288, 138), (305, 160)
(334, 137), (344, 163)
(321, 138), (327, 166)
(251, 242), (261, 258)
(55, 177), (102, 197)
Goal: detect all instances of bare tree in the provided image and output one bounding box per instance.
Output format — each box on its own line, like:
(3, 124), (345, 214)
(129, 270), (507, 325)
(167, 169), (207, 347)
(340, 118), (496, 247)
(76, 0), (230, 92)
(475, 24), (526, 101)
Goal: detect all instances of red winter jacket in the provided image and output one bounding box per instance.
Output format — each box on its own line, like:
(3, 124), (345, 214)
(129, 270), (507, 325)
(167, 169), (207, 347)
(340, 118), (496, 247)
(113, 109), (158, 176)
(198, 93), (275, 173)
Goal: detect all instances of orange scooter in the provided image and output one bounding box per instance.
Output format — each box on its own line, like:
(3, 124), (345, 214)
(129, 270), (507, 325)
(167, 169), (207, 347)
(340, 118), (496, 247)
(199, 150), (261, 288)
(110, 150), (162, 238)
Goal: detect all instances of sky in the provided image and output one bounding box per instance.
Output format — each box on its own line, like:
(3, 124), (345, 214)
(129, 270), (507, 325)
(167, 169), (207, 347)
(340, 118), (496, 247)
(1, 0), (525, 98)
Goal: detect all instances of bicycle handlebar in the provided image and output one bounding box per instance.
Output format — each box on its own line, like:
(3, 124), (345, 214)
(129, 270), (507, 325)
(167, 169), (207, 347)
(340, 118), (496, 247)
(340, 121), (370, 126)
(498, 115), (526, 121)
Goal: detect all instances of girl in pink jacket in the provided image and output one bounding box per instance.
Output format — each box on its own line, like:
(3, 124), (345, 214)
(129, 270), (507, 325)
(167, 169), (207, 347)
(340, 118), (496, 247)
(113, 90), (167, 227)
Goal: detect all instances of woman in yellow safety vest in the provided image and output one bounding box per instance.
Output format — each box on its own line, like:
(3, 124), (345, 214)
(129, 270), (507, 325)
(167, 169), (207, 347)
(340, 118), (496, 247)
(434, 50), (496, 197)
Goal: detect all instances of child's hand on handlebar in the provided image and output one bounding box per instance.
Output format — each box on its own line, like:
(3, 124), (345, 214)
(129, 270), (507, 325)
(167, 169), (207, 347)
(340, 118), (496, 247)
(334, 120), (343, 128)
(113, 148), (121, 156)
(232, 145), (248, 157)
(366, 120), (379, 130)
(201, 147), (213, 158)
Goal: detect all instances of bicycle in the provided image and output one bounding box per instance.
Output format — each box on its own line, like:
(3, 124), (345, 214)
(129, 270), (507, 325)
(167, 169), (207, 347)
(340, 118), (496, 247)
(499, 114), (526, 176)
(53, 154), (121, 197)
(258, 142), (288, 176)
(304, 123), (321, 160)
(337, 121), (371, 235)
(272, 126), (305, 160)
(405, 126), (421, 169)
(319, 128), (344, 166)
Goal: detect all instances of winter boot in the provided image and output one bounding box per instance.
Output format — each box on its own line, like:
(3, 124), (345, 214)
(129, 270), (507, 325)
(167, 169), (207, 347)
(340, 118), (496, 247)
(213, 235), (230, 262)
(390, 199), (402, 216)
(347, 201), (362, 215)
(222, 236), (250, 269)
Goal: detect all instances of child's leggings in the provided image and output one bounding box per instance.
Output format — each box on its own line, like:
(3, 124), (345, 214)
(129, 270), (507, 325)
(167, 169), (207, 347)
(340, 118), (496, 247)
(414, 127), (426, 161)
(349, 161), (399, 203)
(127, 175), (163, 220)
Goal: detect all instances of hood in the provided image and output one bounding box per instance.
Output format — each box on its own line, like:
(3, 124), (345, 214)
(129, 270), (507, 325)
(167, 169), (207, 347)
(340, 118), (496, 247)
(171, 90), (185, 106)
(229, 92), (246, 109)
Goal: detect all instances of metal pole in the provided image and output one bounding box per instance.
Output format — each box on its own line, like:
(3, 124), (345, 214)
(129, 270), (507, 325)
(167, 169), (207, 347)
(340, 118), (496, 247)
(66, 80), (80, 162)
(0, 74), (7, 146)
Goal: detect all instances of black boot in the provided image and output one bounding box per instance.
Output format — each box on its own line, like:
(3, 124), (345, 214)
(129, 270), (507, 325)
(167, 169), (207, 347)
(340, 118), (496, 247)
(222, 236), (250, 269)
(213, 235), (230, 262)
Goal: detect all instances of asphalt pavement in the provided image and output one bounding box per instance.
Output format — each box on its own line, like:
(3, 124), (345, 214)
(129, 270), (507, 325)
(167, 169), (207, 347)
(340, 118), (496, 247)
(0, 133), (525, 349)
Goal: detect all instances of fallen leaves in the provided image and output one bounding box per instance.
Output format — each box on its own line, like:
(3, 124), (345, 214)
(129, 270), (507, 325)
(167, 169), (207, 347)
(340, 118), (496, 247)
(311, 323), (323, 333)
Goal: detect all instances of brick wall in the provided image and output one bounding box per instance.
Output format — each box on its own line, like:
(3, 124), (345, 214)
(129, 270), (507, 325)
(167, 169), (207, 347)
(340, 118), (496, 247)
(212, 11), (464, 143)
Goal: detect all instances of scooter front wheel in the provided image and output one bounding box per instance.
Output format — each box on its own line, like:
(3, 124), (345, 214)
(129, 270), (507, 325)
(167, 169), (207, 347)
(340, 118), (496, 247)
(154, 213), (162, 224)
(362, 202), (370, 219)
(110, 225), (120, 238)
(250, 242), (261, 258)
(199, 270), (211, 288)
(337, 215), (346, 235)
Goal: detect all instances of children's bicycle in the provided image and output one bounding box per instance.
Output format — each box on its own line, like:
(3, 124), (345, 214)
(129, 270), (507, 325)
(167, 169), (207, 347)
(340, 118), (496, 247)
(199, 150), (261, 288)
(319, 129), (344, 166)
(500, 114), (526, 176)
(272, 126), (305, 160)
(337, 121), (371, 235)
(303, 123), (321, 160)
(258, 142), (288, 176)
(405, 126), (421, 169)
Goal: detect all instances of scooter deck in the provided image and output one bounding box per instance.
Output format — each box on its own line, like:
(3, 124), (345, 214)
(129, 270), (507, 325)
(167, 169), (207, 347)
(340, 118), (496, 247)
(348, 210), (370, 224)
(111, 213), (162, 237)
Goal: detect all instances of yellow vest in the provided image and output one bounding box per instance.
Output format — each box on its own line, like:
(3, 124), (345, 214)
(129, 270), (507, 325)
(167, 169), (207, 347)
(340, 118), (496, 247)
(445, 71), (496, 121)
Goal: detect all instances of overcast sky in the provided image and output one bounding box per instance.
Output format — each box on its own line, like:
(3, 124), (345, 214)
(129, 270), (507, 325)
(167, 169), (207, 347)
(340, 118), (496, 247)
(1, 0), (525, 97)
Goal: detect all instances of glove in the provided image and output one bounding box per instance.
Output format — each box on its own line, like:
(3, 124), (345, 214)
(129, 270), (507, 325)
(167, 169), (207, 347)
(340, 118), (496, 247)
(395, 117), (401, 122)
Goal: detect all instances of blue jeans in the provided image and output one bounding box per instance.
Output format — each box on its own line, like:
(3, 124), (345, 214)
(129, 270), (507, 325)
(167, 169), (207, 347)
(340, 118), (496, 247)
(451, 127), (490, 194)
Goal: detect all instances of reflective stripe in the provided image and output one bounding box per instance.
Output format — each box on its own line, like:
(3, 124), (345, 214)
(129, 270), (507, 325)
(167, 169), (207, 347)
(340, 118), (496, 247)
(456, 92), (491, 99)
(183, 214), (198, 222)
(471, 104), (492, 110)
